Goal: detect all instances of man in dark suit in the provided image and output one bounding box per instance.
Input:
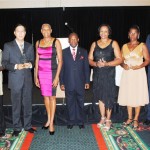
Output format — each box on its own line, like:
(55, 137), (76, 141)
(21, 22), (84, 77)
(0, 49), (5, 137)
(60, 33), (90, 129)
(2, 24), (36, 136)
(144, 34), (150, 125)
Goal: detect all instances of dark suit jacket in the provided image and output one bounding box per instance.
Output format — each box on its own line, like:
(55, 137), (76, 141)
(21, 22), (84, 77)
(2, 40), (34, 90)
(60, 46), (90, 91)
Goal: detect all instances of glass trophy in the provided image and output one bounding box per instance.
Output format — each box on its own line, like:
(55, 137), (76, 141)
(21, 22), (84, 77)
(21, 52), (28, 64)
(22, 54), (28, 63)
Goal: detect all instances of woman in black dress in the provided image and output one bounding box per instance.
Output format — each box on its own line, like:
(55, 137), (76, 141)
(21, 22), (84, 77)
(88, 24), (122, 131)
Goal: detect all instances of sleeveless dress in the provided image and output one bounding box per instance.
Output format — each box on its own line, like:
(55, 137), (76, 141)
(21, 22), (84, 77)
(93, 41), (117, 109)
(118, 43), (149, 107)
(37, 39), (57, 96)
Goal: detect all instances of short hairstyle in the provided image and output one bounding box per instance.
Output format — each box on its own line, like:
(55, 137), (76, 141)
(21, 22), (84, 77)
(14, 24), (26, 31)
(129, 25), (140, 33)
(68, 32), (79, 39)
(41, 23), (51, 29)
(98, 24), (112, 36)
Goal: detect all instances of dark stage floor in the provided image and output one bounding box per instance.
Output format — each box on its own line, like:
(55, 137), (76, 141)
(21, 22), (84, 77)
(2, 82), (148, 127)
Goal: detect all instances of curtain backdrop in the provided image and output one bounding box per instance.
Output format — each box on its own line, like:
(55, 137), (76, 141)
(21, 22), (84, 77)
(0, 7), (150, 49)
(0, 6), (150, 83)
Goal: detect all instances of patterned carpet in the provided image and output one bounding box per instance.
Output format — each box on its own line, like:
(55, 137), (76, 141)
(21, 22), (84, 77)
(30, 126), (98, 150)
(0, 129), (27, 150)
(98, 123), (150, 150)
(0, 124), (150, 150)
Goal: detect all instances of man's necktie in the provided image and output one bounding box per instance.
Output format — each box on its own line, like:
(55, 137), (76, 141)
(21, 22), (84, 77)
(20, 44), (24, 54)
(72, 49), (76, 61)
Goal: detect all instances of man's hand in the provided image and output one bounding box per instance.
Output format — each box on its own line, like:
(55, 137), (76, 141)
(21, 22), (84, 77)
(85, 84), (90, 89)
(24, 62), (32, 69)
(60, 85), (65, 91)
(17, 64), (25, 70)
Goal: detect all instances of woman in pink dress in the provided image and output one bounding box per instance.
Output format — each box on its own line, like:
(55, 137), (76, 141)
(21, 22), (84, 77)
(35, 24), (62, 135)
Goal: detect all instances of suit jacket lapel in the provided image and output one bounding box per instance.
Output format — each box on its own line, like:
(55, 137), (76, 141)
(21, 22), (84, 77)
(24, 41), (27, 54)
(75, 47), (81, 61)
(13, 40), (22, 55)
(68, 47), (74, 61)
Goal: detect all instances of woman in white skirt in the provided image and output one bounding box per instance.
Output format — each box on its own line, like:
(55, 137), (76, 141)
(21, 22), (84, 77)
(118, 25), (150, 129)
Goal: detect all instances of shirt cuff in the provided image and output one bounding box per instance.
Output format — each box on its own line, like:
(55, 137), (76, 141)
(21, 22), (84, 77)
(29, 63), (32, 68)
(14, 64), (18, 69)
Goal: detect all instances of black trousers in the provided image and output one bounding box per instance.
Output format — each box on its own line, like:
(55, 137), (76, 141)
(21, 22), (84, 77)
(65, 89), (85, 125)
(0, 96), (6, 133)
(11, 82), (32, 131)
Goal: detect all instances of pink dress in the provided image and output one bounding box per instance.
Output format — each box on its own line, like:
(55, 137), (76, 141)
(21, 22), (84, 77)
(38, 39), (57, 96)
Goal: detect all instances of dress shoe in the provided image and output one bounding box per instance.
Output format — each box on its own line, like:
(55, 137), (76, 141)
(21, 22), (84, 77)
(0, 132), (5, 137)
(79, 125), (85, 129)
(49, 131), (55, 135)
(122, 118), (133, 127)
(67, 125), (73, 129)
(12, 130), (21, 137)
(25, 128), (37, 133)
(143, 119), (150, 125)
(42, 126), (49, 130)
(132, 120), (139, 130)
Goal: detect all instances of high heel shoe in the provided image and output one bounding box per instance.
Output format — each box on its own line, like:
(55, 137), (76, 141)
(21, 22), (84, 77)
(122, 118), (133, 127)
(103, 120), (112, 131)
(133, 120), (139, 130)
(49, 131), (55, 135)
(97, 117), (106, 128)
(49, 124), (55, 135)
(42, 125), (49, 130)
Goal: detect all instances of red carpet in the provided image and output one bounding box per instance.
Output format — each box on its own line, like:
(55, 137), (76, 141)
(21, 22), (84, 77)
(92, 124), (108, 150)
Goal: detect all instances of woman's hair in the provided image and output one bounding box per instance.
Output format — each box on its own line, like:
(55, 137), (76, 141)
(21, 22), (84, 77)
(129, 25), (140, 33)
(14, 23), (26, 31)
(98, 24), (112, 37)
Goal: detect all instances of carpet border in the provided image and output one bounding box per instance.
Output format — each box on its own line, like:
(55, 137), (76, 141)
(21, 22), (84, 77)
(10, 131), (27, 150)
(127, 126), (149, 150)
(92, 124), (108, 150)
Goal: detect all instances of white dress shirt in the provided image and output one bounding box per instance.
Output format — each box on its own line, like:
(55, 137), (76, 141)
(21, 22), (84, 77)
(70, 46), (78, 55)
(15, 39), (32, 69)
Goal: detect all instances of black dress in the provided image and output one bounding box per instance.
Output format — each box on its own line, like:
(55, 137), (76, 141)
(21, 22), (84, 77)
(93, 40), (117, 109)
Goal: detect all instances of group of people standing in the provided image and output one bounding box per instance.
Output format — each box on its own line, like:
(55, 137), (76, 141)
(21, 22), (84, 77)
(0, 23), (150, 137)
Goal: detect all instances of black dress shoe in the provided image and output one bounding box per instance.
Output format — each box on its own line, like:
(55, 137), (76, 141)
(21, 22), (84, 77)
(42, 126), (49, 130)
(67, 125), (73, 129)
(49, 131), (55, 135)
(12, 130), (21, 137)
(79, 125), (85, 129)
(25, 128), (37, 133)
(143, 119), (150, 125)
(0, 132), (5, 137)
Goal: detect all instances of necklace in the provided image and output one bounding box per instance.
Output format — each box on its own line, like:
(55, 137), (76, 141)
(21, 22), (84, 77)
(100, 39), (109, 45)
(43, 38), (52, 47)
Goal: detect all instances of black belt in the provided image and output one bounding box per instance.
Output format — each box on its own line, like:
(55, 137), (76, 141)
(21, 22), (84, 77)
(39, 58), (53, 60)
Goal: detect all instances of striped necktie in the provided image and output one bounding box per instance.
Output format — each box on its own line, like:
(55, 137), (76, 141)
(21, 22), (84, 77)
(72, 48), (76, 61)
